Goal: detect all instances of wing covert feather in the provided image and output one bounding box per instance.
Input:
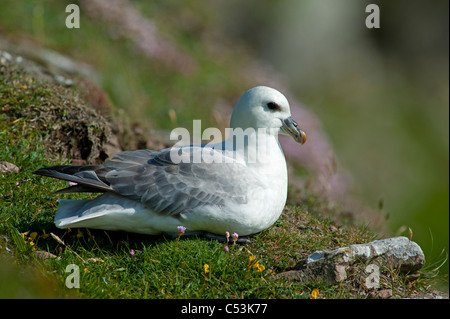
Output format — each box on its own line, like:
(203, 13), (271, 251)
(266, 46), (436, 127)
(104, 147), (261, 215)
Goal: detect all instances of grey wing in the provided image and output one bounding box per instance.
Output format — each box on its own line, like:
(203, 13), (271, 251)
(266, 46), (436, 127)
(33, 149), (171, 194)
(104, 147), (262, 215)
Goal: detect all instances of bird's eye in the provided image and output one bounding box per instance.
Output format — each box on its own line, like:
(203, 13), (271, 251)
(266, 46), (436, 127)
(267, 102), (281, 111)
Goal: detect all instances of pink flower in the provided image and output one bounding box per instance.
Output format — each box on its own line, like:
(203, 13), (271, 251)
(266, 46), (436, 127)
(130, 249), (135, 256)
(223, 245), (230, 253)
(231, 232), (238, 243)
(177, 226), (186, 236)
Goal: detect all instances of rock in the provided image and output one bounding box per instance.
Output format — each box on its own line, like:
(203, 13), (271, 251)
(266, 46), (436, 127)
(33, 250), (59, 260)
(377, 289), (393, 299)
(277, 236), (425, 284)
(334, 264), (348, 282)
(369, 288), (393, 299)
(336, 236), (425, 272)
(0, 161), (19, 174)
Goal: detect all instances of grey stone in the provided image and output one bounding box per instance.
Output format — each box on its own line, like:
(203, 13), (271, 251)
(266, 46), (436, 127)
(0, 161), (19, 174)
(277, 236), (425, 284)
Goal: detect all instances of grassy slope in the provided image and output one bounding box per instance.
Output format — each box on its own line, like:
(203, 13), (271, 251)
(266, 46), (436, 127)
(0, 1), (445, 298)
(1, 52), (443, 299)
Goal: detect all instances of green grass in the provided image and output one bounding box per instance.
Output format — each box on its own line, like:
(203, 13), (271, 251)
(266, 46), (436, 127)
(1, 1), (447, 299)
(0, 149), (442, 300)
(0, 94), (371, 299)
(0, 55), (446, 299)
(0, 126), (437, 299)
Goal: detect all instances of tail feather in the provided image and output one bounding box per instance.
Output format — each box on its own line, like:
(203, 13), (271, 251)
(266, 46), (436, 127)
(54, 199), (91, 228)
(55, 198), (119, 229)
(54, 193), (146, 232)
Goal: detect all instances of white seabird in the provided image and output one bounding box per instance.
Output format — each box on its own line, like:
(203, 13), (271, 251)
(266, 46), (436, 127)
(33, 86), (306, 238)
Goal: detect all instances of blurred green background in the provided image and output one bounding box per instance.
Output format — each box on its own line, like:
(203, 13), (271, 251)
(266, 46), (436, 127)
(1, 0), (448, 278)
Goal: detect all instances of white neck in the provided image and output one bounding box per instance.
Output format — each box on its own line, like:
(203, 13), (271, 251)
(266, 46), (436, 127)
(222, 127), (285, 166)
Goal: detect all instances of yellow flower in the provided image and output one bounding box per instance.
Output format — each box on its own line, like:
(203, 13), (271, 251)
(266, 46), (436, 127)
(203, 264), (210, 274)
(248, 255), (265, 272)
(248, 255), (257, 266)
(310, 288), (319, 299)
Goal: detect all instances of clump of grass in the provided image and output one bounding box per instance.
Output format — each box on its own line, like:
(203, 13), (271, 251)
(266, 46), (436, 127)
(0, 58), (112, 164)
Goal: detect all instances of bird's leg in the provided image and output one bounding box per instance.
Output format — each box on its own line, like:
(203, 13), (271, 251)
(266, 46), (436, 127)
(202, 232), (251, 244)
(165, 231), (251, 243)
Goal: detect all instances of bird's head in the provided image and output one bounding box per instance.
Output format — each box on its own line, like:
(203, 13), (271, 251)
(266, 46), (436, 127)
(230, 86), (306, 144)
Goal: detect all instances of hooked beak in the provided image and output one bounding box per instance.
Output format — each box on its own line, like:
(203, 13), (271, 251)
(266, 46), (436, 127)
(281, 117), (307, 144)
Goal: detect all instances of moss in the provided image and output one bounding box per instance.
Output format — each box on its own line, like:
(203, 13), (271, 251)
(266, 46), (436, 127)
(1, 54), (111, 164)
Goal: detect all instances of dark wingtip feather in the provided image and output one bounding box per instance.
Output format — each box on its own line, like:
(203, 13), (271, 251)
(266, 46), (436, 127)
(32, 167), (62, 178)
(32, 166), (75, 181)
(51, 185), (106, 195)
(32, 165), (113, 193)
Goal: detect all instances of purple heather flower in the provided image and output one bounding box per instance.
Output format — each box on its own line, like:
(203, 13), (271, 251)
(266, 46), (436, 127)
(177, 226), (186, 236)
